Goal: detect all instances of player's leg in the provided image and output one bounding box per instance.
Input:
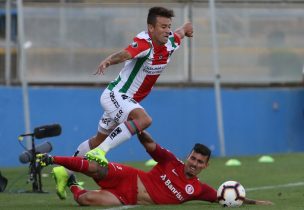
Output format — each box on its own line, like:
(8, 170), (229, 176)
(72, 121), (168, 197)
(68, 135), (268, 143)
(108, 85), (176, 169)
(65, 159), (139, 206)
(51, 132), (107, 200)
(95, 107), (152, 153)
(51, 138), (94, 200)
(128, 107), (152, 128)
(66, 168), (121, 206)
(37, 154), (133, 206)
(89, 112), (118, 149)
(37, 154), (108, 179)
(86, 91), (152, 164)
(52, 113), (115, 199)
(76, 190), (122, 206)
(86, 162), (139, 206)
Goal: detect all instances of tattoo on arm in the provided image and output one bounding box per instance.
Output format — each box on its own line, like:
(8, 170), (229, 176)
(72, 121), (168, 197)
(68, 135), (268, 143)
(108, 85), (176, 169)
(108, 50), (131, 65)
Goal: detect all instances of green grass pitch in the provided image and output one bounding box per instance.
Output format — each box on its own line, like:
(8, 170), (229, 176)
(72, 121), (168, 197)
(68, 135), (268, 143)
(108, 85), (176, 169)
(0, 153), (303, 210)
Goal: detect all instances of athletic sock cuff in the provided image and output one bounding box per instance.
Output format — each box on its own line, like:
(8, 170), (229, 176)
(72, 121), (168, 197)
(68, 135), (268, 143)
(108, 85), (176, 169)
(124, 120), (141, 135)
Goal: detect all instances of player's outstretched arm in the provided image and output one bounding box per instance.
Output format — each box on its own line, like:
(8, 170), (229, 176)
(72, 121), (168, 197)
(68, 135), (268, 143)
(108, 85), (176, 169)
(137, 130), (157, 153)
(244, 198), (274, 205)
(174, 22), (193, 39)
(95, 49), (132, 75)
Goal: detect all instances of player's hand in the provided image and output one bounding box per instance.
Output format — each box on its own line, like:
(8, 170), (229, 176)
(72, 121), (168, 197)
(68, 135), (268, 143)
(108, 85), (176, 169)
(183, 22), (193, 37)
(94, 60), (111, 75)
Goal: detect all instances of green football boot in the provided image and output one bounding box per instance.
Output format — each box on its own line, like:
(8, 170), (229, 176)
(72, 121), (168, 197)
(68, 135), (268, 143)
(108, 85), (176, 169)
(85, 148), (108, 166)
(36, 153), (54, 167)
(52, 166), (69, 200)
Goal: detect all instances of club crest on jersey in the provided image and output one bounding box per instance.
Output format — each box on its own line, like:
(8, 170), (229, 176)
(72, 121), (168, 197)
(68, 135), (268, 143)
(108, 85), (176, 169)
(185, 184), (194, 195)
(131, 41), (138, 48)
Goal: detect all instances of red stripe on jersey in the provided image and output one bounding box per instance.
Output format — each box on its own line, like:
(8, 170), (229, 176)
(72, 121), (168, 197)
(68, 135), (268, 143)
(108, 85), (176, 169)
(133, 74), (159, 102)
(152, 46), (170, 65)
(125, 37), (150, 58)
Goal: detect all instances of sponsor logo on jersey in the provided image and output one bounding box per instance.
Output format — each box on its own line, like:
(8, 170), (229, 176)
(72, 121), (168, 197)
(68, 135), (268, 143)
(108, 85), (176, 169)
(101, 117), (111, 126)
(121, 94), (129, 100)
(185, 184), (194, 195)
(160, 174), (184, 201)
(122, 94), (137, 104)
(114, 109), (124, 123)
(143, 64), (165, 75)
(110, 91), (120, 108)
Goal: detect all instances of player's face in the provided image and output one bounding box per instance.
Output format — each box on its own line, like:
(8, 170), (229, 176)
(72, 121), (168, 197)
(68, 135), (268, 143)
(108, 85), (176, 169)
(148, 16), (172, 45)
(184, 151), (209, 178)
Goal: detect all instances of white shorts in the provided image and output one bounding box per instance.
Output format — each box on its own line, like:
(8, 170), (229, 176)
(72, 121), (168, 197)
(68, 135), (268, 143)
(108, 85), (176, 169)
(98, 88), (143, 133)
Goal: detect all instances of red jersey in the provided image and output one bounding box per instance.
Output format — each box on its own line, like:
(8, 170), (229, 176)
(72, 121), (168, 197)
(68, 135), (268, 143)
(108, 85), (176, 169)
(138, 144), (217, 204)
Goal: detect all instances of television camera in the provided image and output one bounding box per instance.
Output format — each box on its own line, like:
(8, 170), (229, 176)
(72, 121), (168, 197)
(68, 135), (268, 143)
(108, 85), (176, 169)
(18, 124), (61, 193)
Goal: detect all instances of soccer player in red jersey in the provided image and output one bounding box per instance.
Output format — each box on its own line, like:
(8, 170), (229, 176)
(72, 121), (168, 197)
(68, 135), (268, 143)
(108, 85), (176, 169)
(52, 6), (193, 200)
(37, 131), (273, 206)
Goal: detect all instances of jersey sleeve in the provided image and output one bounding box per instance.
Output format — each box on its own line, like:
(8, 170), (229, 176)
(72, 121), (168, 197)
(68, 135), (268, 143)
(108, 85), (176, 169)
(198, 183), (218, 202)
(173, 32), (181, 46)
(147, 144), (177, 163)
(125, 37), (151, 58)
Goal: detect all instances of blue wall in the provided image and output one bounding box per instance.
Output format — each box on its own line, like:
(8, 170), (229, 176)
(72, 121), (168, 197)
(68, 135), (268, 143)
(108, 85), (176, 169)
(0, 86), (304, 167)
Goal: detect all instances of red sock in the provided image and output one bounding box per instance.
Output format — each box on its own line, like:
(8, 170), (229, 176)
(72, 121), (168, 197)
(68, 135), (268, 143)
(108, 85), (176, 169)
(70, 185), (87, 201)
(53, 156), (89, 173)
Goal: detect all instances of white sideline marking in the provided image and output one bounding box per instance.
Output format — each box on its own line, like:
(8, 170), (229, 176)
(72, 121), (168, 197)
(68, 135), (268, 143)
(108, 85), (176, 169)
(95, 182), (304, 209)
(247, 182), (304, 191)
(97, 205), (140, 210)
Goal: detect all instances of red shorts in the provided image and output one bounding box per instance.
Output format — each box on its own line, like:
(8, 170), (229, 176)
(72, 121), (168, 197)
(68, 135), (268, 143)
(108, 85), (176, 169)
(95, 162), (139, 205)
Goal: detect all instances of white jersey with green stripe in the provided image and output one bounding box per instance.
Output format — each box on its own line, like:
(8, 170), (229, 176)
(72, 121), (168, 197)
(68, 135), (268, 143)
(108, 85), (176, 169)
(107, 31), (181, 102)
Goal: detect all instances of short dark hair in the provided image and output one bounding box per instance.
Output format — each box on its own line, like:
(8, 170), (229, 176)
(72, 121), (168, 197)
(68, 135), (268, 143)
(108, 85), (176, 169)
(147, 7), (174, 26)
(192, 143), (211, 161)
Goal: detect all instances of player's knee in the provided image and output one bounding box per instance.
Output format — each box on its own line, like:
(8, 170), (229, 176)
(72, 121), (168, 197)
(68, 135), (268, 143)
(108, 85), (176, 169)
(76, 193), (93, 206)
(77, 192), (108, 206)
(75, 198), (88, 206)
(135, 114), (152, 131)
(142, 115), (152, 129)
(73, 191), (90, 206)
(128, 109), (152, 131)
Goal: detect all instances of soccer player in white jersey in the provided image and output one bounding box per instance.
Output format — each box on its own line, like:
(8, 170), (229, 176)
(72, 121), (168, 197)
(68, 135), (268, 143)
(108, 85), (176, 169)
(52, 6), (194, 200)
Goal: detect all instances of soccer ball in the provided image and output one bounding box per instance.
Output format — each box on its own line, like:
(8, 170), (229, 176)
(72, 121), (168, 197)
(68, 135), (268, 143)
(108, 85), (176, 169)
(217, 181), (246, 207)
